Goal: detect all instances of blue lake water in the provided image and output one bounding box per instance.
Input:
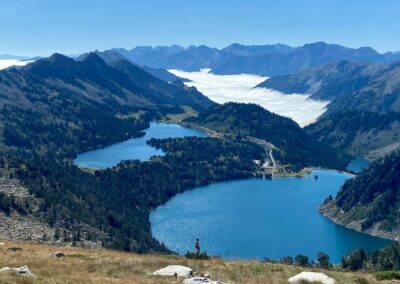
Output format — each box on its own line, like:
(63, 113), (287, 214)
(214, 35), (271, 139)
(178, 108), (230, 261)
(347, 157), (370, 173)
(150, 170), (392, 263)
(74, 122), (390, 263)
(74, 122), (207, 168)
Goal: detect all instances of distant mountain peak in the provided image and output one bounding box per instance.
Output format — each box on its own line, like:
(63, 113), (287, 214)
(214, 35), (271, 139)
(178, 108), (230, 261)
(81, 52), (107, 65)
(25, 53), (76, 73)
(48, 53), (72, 63)
(101, 42), (400, 76)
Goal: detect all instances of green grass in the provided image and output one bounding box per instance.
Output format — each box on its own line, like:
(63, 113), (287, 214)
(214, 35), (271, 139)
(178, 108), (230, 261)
(160, 106), (198, 124)
(375, 271), (400, 280)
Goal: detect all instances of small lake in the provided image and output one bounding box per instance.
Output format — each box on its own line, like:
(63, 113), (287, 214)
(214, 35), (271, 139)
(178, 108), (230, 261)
(347, 157), (370, 173)
(74, 122), (207, 168)
(150, 170), (392, 263)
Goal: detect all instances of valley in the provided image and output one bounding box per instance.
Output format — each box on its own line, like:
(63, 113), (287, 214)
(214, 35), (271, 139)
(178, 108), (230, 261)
(2, 2), (400, 283)
(0, 42), (399, 283)
(169, 69), (328, 127)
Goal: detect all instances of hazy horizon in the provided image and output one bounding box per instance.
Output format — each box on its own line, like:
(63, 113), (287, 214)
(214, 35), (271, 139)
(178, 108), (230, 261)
(2, 40), (399, 59)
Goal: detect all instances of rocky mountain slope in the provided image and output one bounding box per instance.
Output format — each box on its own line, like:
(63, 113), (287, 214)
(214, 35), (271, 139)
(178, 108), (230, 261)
(305, 111), (400, 158)
(20, 53), (212, 110)
(258, 60), (400, 113)
(257, 60), (400, 157)
(78, 49), (185, 82)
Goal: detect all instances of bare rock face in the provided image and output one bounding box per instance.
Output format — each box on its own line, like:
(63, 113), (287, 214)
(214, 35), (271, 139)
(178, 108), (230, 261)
(288, 272), (335, 284)
(153, 265), (193, 277)
(182, 277), (225, 284)
(0, 178), (106, 248)
(0, 266), (34, 276)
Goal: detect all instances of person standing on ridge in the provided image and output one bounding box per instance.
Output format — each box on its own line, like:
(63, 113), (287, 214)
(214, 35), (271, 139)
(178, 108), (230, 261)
(195, 238), (200, 254)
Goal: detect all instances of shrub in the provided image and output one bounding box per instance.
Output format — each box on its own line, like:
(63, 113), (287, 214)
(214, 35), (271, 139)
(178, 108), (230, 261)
(375, 271), (400, 280)
(185, 251), (210, 260)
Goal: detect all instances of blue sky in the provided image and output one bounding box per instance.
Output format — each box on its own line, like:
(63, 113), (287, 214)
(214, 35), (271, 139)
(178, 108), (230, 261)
(1, 0), (399, 56)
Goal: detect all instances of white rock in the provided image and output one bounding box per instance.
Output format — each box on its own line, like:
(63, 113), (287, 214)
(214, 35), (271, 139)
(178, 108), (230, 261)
(0, 242), (5, 246)
(288, 272), (335, 284)
(153, 265), (193, 277)
(0, 266), (34, 276)
(182, 277), (225, 284)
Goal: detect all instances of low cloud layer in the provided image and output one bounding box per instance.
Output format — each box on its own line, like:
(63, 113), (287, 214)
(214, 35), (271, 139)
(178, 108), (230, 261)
(0, 59), (32, 70)
(170, 69), (328, 127)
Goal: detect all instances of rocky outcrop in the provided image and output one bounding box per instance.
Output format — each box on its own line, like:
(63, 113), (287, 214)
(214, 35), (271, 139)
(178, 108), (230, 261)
(50, 251), (65, 258)
(153, 265), (193, 277)
(6, 247), (23, 252)
(153, 265), (225, 283)
(182, 277), (225, 284)
(0, 212), (56, 242)
(0, 178), (106, 248)
(288, 272), (335, 284)
(0, 266), (34, 277)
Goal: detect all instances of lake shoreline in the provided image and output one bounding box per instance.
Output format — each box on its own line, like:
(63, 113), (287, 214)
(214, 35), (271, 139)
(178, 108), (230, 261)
(74, 122), (384, 262)
(319, 200), (400, 242)
(151, 169), (390, 263)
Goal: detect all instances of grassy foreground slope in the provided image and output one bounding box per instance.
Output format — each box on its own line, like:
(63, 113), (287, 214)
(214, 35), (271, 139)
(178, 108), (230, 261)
(0, 242), (384, 284)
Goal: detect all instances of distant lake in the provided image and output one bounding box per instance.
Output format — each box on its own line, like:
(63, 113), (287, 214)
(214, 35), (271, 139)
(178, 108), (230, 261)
(151, 170), (391, 263)
(347, 157), (370, 173)
(74, 122), (207, 168)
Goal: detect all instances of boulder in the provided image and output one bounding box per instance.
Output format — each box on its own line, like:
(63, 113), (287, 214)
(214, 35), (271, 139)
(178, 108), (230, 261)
(182, 277), (225, 284)
(153, 265), (193, 277)
(51, 251), (65, 258)
(288, 272), (335, 284)
(7, 247), (23, 252)
(0, 266), (34, 276)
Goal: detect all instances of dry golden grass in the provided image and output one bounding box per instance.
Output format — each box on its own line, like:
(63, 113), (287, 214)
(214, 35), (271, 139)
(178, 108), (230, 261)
(0, 241), (390, 284)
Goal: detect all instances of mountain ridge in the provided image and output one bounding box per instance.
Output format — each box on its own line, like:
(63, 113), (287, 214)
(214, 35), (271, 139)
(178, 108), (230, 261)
(78, 50), (187, 82)
(255, 59), (400, 157)
(102, 42), (400, 76)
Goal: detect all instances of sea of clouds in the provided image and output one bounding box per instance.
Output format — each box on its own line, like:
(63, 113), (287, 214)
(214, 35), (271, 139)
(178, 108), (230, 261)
(0, 59), (32, 70)
(169, 69), (329, 127)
